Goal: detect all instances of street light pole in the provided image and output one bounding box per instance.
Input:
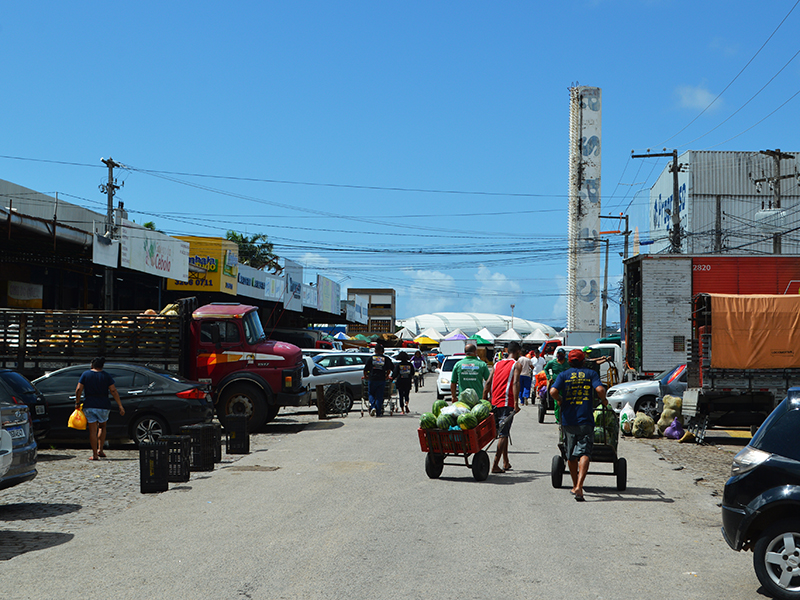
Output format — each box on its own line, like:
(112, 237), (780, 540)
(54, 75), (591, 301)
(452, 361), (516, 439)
(510, 304), (515, 331)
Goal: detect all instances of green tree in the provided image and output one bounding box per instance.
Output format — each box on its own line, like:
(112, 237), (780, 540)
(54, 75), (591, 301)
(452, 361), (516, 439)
(226, 231), (282, 273)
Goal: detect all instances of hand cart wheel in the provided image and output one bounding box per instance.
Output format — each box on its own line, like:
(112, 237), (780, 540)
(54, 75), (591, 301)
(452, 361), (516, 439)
(425, 453), (444, 479)
(471, 450), (490, 482)
(538, 401), (546, 423)
(551, 454), (565, 488)
(615, 457), (627, 491)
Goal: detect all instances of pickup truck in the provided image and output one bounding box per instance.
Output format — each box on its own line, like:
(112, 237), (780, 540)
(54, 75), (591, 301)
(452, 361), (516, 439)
(301, 356), (364, 413)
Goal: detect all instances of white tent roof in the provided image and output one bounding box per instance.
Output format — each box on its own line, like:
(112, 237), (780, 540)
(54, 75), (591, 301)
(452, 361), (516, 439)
(417, 327), (444, 342)
(496, 327), (523, 342)
(395, 327), (417, 340)
(473, 327), (496, 342)
(397, 312), (558, 338)
(443, 328), (467, 340)
(523, 328), (549, 342)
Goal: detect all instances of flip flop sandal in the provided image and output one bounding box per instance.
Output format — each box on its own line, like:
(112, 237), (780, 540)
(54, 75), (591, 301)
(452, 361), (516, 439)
(574, 494), (585, 502)
(491, 467), (506, 474)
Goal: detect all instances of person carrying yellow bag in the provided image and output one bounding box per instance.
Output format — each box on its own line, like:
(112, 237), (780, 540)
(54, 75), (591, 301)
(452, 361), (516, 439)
(74, 357), (125, 461)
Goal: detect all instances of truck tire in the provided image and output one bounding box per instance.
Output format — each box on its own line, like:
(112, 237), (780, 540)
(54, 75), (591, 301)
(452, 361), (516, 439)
(265, 404), (280, 423)
(219, 382), (268, 431)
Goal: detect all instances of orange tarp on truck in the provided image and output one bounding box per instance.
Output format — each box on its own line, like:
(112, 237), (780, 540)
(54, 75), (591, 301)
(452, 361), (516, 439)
(710, 294), (800, 369)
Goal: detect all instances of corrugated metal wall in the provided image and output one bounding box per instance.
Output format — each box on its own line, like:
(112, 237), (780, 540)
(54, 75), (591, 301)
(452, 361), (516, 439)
(648, 151), (800, 255)
(691, 255), (800, 294)
(641, 257), (692, 373)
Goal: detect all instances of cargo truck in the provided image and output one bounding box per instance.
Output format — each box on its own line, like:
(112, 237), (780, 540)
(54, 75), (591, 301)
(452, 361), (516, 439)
(624, 254), (800, 379)
(0, 298), (307, 430)
(683, 293), (800, 442)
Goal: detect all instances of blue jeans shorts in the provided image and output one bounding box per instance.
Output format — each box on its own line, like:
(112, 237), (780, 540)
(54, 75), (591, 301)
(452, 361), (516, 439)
(84, 408), (111, 424)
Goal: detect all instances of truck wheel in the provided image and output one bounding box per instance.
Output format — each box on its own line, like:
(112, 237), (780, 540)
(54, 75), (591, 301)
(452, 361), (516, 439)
(753, 519), (800, 600)
(219, 382), (268, 431)
(265, 405), (280, 423)
(634, 395), (660, 421)
(131, 414), (168, 447)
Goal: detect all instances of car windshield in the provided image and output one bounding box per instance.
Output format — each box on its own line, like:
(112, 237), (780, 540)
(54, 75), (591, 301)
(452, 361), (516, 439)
(242, 311), (266, 344)
(442, 357), (460, 372)
(654, 366), (681, 381)
(749, 397), (800, 461)
(0, 371), (36, 395)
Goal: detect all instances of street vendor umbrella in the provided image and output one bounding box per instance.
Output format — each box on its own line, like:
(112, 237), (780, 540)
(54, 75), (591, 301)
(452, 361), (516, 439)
(496, 327), (523, 342)
(444, 328), (467, 341)
(395, 327), (417, 340)
(354, 334), (370, 341)
(417, 327), (444, 342)
(414, 336), (438, 345)
(333, 332), (350, 340)
(471, 335), (492, 345)
(474, 327), (496, 342)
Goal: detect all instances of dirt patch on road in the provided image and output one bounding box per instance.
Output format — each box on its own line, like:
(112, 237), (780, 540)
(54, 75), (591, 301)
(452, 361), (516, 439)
(630, 430), (749, 500)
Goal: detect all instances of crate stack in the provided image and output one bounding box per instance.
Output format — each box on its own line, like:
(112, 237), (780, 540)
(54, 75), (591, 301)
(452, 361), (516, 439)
(159, 434), (190, 483)
(180, 424), (216, 471)
(139, 440), (169, 493)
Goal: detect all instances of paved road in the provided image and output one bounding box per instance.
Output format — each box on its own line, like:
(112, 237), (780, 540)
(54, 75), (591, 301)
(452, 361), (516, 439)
(1, 385), (762, 599)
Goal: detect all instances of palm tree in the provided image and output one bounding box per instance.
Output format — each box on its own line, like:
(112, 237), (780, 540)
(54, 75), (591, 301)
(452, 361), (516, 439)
(226, 231), (282, 273)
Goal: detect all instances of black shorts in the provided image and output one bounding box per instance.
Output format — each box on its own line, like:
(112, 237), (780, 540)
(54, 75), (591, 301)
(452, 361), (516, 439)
(493, 406), (514, 438)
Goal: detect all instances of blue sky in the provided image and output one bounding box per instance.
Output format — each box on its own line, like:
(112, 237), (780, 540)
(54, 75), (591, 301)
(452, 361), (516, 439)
(2, 1), (799, 326)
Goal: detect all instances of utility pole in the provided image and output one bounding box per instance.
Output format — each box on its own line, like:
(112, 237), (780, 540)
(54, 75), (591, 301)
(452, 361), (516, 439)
(100, 157), (121, 310)
(750, 149), (796, 254)
(600, 238), (609, 339)
(714, 195), (723, 252)
(631, 149), (685, 253)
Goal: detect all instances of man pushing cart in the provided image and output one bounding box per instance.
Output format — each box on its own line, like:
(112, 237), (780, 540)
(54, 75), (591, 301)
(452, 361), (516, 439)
(549, 348), (609, 501)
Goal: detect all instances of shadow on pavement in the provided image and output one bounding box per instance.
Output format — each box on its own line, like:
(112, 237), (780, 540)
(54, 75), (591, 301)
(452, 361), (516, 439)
(582, 486), (675, 503)
(35, 453), (76, 462)
(0, 531), (74, 560)
(0, 502), (82, 521)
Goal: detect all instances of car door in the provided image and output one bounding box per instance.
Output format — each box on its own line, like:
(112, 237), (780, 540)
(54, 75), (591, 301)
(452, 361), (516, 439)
(103, 366), (142, 437)
(33, 367), (86, 438)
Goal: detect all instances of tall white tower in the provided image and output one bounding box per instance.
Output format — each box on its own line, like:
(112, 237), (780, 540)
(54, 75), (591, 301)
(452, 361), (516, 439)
(567, 86), (602, 340)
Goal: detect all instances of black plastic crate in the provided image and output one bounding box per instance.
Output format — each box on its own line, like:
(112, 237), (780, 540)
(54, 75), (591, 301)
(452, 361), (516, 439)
(160, 434), (190, 483)
(225, 414), (250, 454)
(180, 424), (215, 472)
(139, 441), (169, 493)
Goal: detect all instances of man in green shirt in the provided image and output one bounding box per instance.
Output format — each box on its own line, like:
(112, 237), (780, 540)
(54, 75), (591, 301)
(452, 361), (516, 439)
(450, 343), (491, 403)
(543, 348), (569, 422)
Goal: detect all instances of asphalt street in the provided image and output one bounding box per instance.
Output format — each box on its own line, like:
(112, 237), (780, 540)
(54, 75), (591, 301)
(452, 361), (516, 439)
(1, 383), (761, 600)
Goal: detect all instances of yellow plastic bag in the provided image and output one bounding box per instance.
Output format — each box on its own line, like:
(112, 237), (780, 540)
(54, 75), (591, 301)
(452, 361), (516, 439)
(68, 405), (87, 430)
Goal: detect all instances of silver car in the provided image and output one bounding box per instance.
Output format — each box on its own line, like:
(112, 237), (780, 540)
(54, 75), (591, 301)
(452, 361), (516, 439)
(606, 365), (687, 420)
(0, 393), (37, 491)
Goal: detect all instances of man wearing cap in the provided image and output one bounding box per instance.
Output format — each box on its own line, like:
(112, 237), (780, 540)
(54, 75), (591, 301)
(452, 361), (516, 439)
(543, 347), (569, 422)
(450, 343), (490, 404)
(549, 348), (607, 501)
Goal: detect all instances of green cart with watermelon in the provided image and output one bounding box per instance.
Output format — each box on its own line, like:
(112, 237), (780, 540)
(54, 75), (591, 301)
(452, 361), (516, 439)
(550, 404), (627, 491)
(417, 413), (497, 481)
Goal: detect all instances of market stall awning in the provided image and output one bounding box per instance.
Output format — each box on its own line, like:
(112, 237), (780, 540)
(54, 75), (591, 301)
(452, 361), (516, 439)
(414, 336), (439, 345)
(417, 327), (444, 342)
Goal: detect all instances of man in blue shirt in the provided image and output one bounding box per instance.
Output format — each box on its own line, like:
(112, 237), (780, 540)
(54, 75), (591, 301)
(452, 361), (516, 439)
(550, 349), (606, 502)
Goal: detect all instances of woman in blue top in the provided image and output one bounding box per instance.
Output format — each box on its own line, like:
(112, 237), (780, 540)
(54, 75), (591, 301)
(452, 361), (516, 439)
(74, 357), (125, 461)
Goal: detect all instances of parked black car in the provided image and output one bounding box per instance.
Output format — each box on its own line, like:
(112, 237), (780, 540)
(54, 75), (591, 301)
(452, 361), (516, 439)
(0, 369), (50, 439)
(0, 393), (37, 491)
(33, 363), (213, 446)
(722, 387), (800, 600)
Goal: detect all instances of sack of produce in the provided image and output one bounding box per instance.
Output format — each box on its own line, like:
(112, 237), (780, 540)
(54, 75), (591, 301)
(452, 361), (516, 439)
(657, 395), (683, 433)
(441, 404), (468, 417)
(620, 403), (635, 435)
(664, 416), (685, 440)
(632, 412), (656, 438)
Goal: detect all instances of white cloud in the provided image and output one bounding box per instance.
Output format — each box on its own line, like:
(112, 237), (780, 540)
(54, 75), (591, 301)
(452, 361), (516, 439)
(675, 84), (722, 112)
(401, 268), (456, 314)
(551, 274), (567, 323)
(300, 253), (330, 268)
(466, 265), (522, 314)
(709, 36), (737, 57)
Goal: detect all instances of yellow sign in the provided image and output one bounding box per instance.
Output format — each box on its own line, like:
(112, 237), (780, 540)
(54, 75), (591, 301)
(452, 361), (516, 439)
(166, 237), (238, 295)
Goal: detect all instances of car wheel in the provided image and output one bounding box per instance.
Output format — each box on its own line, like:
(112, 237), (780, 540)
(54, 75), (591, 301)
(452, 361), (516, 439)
(634, 395), (660, 421)
(753, 519), (800, 600)
(219, 382), (268, 431)
(436, 391), (443, 400)
(425, 453), (444, 479)
(131, 414), (168, 447)
(325, 387), (353, 414)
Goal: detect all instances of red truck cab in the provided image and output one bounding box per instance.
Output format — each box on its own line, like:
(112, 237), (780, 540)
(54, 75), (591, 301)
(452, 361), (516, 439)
(189, 303), (307, 429)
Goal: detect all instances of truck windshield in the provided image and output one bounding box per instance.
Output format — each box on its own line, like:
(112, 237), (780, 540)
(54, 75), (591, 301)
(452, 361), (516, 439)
(242, 312), (266, 345)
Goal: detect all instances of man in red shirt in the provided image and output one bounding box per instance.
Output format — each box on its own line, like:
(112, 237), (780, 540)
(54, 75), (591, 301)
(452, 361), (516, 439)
(483, 341), (522, 474)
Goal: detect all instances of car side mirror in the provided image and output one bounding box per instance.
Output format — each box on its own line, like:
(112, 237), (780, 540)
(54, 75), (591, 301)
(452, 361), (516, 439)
(312, 367), (321, 376)
(208, 323), (222, 349)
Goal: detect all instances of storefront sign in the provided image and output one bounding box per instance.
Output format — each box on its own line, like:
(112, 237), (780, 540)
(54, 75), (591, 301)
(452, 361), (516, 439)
(167, 236), (238, 295)
(119, 219), (189, 281)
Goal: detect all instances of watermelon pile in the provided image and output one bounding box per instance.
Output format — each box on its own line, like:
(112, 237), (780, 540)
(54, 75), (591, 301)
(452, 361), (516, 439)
(593, 407), (619, 446)
(419, 397), (493, 431)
